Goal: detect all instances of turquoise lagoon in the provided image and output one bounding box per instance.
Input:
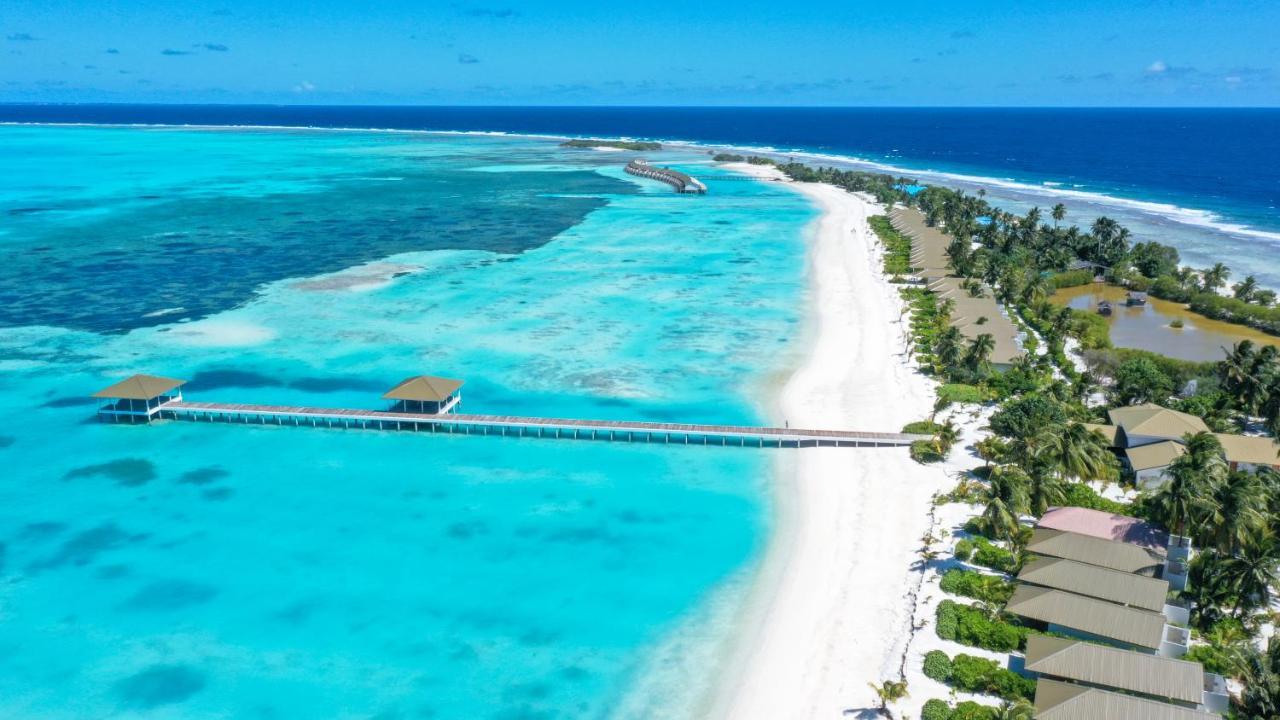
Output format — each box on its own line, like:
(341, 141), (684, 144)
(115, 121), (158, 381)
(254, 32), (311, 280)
(0, 127), (816, 718)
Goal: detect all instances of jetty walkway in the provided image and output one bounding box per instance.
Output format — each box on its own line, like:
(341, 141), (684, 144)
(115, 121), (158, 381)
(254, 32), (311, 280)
(625, 159), (707, 194)
(92, 374), (927, 449)
(157, 402), (923, 448)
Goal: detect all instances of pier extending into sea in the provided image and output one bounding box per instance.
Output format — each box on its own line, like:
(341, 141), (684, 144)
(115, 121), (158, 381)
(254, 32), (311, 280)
(93, 374), (927, 449)
(625, 159), (707, 194)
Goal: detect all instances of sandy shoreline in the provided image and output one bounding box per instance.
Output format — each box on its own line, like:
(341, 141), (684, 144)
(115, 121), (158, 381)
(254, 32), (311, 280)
(705, 165), (950, 718)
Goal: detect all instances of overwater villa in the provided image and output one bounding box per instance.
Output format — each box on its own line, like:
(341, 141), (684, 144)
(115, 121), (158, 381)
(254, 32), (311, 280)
(382, 375), (464, 414)
(92, 373), (186, 423)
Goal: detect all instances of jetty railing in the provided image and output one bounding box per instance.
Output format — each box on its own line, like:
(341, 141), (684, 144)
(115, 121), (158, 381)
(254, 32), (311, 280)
(155, 401), (926, 449)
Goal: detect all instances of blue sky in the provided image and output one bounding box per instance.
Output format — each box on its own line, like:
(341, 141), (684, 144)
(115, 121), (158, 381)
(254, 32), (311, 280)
(3, 0), (1278, 106)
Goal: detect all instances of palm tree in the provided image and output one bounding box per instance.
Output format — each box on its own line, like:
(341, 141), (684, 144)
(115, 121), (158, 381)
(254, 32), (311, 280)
(964, 333), (996, 376)
(932, 419), (960, 456)
(1051, 203), (1066, 228)
(1235, 275), (1260, 302)
(975, 436), (1010, 468)
(867, 679), (908, 717)
(1185, 550), (1233, 628)
(934, 326), (964, 374)
(1027, 467), (1068, 516)
(992, 700), (1036, 720)
(1221, 529), (1280, 618)
(1035, 422), (1118, 484)
(1202, 262), (1232, 293)
(981, 465), (1031, 541)
(1202, 471), (1267, 552)
(1149, 432), (1226, 536)
(1020, 273), (1051, 309)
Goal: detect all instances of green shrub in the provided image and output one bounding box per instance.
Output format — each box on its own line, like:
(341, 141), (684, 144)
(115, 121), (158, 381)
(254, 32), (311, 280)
(870, 215), (914, 276)
(949, 654), (1036, 701)
(921, 699), (952, 720)
(1068, 308), (1112, 349)
(939, 569), (1015, 604)
(911, 440), (945, 463)
(950, 701), (996, 720)
(1183, 644), (1234, 676)
(1189, 291), (1280, 336)
(1049, 269), (1096, 289)
(971, 537), (1019, 573)
(954, 539), (974, 562)
(923, 650), (953, 681)
(989, 394), (1067, 438)
(1060, 483), (1130, 514)
(935, 600), (1027, 652)
(903, 419), (943, 434)
(962, 517), (994, 539)
(938, 383), (992, 405)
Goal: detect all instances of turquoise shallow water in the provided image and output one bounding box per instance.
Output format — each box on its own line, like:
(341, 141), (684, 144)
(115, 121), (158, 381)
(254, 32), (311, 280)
(0, 128), (814, 718)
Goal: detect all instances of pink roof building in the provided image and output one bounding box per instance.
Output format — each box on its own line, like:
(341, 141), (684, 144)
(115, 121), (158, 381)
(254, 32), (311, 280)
(1036, 507), (1169, 552)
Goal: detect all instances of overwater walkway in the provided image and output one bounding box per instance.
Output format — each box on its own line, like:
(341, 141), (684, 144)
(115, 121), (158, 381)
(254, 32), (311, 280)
(157, 401), (925, 448)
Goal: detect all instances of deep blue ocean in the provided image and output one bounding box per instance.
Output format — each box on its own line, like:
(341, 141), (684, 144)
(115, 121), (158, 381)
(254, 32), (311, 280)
(6, 104), (1277, 287)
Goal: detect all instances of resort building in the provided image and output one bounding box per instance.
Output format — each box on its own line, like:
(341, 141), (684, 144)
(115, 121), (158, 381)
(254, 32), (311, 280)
(1037, 506), (1171, 550)
(1005, 585), (1188, 657)
(382, 375), (464, 415)
(889, 206), (1025, 371)
(1033, 678), (1221, 719)
(1017, 556), (1170, 613)
(92, 373), (186, 423)
(1026, 528), (1168, 577)
(1085, 403), (1280, 488)
(1024, 636), (1228, 714)
(1034, 506), (1191, 591)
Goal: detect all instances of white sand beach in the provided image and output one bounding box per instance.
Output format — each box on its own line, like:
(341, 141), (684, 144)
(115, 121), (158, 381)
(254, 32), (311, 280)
(707, 167), (954, 718)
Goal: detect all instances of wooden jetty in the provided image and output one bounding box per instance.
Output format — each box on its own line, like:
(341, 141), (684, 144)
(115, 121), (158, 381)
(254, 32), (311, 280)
(158, 401), (923, 448)
(93, 374), (927, 449)
(625, 159), (707, 194)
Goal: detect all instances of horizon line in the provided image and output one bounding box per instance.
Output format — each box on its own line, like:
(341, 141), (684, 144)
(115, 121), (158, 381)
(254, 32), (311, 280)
(2, 101), (1279, 111)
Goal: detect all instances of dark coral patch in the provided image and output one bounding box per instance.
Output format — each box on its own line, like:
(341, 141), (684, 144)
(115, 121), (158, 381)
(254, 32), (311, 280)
(114, 664), (206, 710)
(121, 579), (219, 611)
(178, 467), (228, 485)
(41, 396), (98, 408)
(64, 458), (156, 487)
(31, 523), (139, 571)
(201, 487), (235, 502)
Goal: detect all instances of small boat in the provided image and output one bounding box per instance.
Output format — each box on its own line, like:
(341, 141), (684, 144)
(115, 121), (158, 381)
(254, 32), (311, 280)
(1126, 291), (1148, 306)
(1097, 301), (1113, 316)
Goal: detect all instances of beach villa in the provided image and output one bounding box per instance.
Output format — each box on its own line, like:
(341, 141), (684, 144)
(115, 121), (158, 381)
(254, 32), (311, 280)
(1005, 585), (1189, 657)
(889, 206), (1025, 371)
(1033, 678), (1222, 719)
(1007, 507), (1193, 658)
(1023, 635), (1228, 714)
(1031, 506), (1191, 590)
(1086, 403), (1280, 489)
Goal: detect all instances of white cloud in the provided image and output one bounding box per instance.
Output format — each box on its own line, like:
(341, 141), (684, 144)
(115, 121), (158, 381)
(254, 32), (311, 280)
(1146, 60), (1168, 74)
(292, 81), (315, 93)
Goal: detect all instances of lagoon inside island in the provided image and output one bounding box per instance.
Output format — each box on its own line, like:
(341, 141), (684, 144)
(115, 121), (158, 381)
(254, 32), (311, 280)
(0, 125), (954, 719)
